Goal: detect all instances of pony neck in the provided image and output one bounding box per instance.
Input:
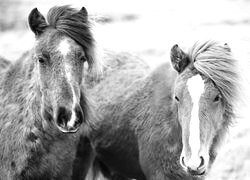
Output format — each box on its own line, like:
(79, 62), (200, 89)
(134, 62), (181, 137)
(143, 63), (182, 152)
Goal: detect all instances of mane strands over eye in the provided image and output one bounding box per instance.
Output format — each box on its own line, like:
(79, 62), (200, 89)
(188, 40), (241, 122)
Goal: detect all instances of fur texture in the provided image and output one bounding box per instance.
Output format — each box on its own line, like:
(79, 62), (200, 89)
(78, 41), (241, 180)
(0, 5), (100, 179)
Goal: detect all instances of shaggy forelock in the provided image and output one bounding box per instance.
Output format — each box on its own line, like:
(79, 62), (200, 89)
(45, 5), (102, 76)
(188, 40), (240, 121)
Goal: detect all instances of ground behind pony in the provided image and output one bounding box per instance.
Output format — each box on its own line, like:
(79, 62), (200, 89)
(0, 0), (250, 179)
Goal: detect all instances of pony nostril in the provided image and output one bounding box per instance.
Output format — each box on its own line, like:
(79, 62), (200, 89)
(56, 107), (72, 128)
(198, 156), (205, 169)
(74, 105), (84, 125)
(181, 156), (186, 167)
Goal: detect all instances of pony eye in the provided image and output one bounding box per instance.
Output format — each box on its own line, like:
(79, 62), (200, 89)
(80, 55), (87, 62)
(214, 94), (221, 102)
(175, 96), (180, 102)
(38, 57), (46, 64)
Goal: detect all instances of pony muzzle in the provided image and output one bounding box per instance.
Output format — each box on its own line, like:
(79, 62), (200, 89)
(55, 105), (84, 133)
(180, 153), (207, 176)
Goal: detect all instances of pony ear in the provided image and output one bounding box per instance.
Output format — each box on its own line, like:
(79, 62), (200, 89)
(79, 7), (88, 17)
(28, 8), (48, 36)
(170, 44), (190, 73)
(224, 43), (231, 52)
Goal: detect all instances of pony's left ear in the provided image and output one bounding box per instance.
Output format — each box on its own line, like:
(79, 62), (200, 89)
(170, 44), (190, 73)
(28, 8), (48, 36)
(224, 43), (231, 52)
(80, 7), (88, 16)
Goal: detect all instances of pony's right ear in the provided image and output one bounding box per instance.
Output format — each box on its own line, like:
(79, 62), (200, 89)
(170, 44), (190, 73)
(28, 8), (48, 36)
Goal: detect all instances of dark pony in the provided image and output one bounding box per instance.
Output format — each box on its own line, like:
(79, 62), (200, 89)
(78, 41), (241, 180)
(0, 5), (101, 179)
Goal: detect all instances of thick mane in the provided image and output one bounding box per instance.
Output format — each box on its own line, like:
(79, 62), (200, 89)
(188, 40), (240, 121)
(46, 5), (102, 75)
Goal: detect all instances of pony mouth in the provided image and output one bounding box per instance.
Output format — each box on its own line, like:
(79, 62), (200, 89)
(55, 117), (82, 133)
(187, 168), (206, 176)
(56, 123), (81, 133)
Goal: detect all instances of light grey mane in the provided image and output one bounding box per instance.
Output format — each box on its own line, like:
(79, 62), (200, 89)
(188, 40), (240, 121)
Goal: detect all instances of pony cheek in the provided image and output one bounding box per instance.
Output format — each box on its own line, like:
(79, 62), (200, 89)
(40, 93), (54, 122)
(212, 108), (225, 130)
(41, 105), (53, 122)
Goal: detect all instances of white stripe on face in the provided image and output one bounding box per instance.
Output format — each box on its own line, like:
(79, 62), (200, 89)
(186, 74), (205, 167)
(59, 39), (78, 128)
(64, 62), (78, 128)
(58, 39), (70, 57)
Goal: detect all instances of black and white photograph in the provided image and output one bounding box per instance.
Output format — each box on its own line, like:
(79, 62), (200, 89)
(0, 0), (249, 179)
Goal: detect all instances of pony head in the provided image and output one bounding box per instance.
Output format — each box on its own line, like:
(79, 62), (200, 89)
(170, 41), (239, 176)
(28, 6), (101, 133)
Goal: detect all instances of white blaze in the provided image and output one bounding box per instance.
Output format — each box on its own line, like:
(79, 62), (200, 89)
(64, 62), (78, 128)
(58, 39), (70, 57)
(186, 75), (204, 168)
(58, 39), (78, 128)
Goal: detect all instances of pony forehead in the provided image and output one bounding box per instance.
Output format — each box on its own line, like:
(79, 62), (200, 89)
(187, 74), (205, 101)
(35, 34), (82, 55)
(46, 6), (94, 51)
(57, 39), (71, 57)
(190, 41), (239, 100)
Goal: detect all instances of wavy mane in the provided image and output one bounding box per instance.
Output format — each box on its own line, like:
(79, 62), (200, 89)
(188, 40), (240, 121)
(46, 5), (102, 76)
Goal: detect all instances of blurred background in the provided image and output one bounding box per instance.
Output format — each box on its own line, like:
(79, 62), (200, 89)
(0, 0), (250, 179)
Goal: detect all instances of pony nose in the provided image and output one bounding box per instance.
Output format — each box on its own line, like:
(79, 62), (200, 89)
(55, 106), (83, 133)
(187, 156), (205, 174)
(56, 106), (71, 131)
(181, 156), (206, 176)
